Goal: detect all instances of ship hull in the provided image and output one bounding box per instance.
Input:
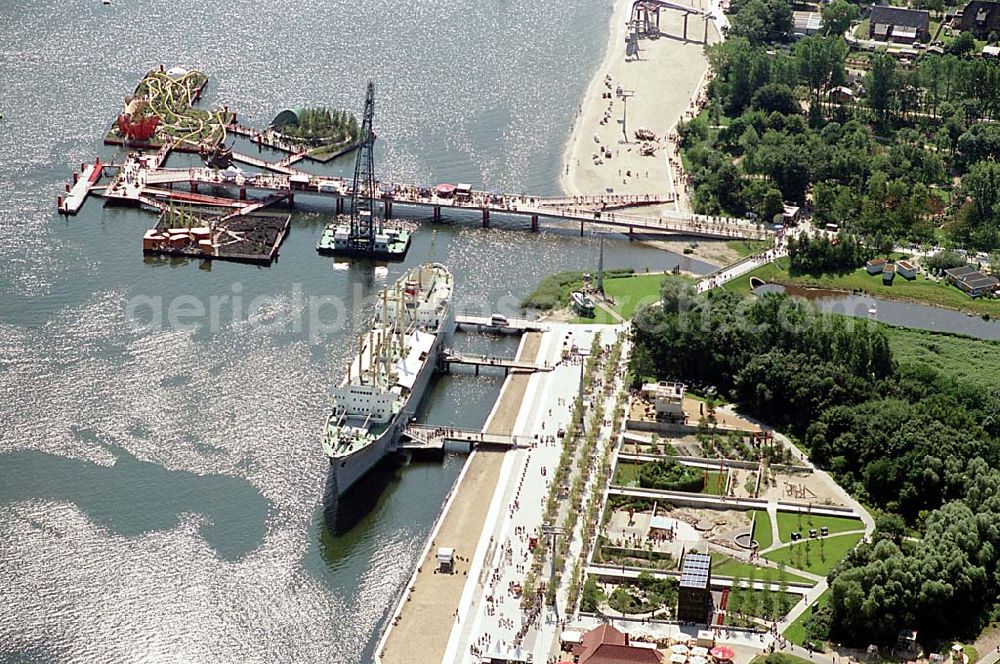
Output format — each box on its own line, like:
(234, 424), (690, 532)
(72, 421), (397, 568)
(326, 308), (452, 498)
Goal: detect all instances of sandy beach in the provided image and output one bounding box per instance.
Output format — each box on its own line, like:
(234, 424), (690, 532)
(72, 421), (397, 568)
(561, 0), (717, 200)
(560, 0), (725, 265)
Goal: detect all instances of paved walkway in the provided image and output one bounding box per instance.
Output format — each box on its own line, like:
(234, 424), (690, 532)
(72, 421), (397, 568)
(708, 404), (876, 635)
(439, 324), (622, 664)
(379, 450), (507, 664)
(975, 648), (1000, 664)
(696, 245), (787, 292)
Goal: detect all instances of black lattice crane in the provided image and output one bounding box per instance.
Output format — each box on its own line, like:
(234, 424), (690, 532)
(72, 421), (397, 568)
(348, 81), (381, 251)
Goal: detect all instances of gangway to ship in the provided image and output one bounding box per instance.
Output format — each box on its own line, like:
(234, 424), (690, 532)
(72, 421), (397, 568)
(440, 349), (553, 375)
(454, 314), (547, 333)
(401, 424), (521, 451)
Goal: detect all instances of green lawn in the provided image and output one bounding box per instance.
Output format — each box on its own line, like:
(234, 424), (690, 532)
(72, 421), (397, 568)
(752, 510), (773, 551)
(854, 18), (870, 39)
(783, 588), (830, 645)
(603, 273), (693, 319)
(775, 512), (864, 543)
(521, 267), (634, 310)
(525, 270), (693, 323)
(710, 553), (816, 586)
(886, 326), (1000, 391)
(721, 257), (1000, 316)
(613, 462), (641, 487)
(570, 304), (619, 325)
(764, 533), (864, 576)
(727, 239), (772, 258)
(751, 654), (815, 664)
(702, 470), (727, 496)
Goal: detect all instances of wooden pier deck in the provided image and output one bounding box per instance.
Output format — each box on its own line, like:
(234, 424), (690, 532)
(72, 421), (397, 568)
(58, 159), (104, 214)
(230, 150), (303, 176)
(142, 186), (247, 208)
(218, 192), (292, 221)
(89, 159), (773, 240)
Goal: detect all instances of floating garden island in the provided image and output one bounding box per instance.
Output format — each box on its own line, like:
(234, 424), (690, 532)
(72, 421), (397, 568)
(269, 106), (363, 162)
(107, 66), (232, 150)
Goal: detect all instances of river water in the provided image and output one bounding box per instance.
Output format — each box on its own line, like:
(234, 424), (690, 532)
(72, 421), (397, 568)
(754, 284), (1000, 340)
(0, 1), (718, 661)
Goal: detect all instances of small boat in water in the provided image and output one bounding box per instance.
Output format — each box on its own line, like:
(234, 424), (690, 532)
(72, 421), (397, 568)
(571, 290), (596, 317)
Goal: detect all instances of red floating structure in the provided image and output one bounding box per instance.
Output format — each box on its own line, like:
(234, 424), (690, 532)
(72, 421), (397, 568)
(117, 114), (159, 141)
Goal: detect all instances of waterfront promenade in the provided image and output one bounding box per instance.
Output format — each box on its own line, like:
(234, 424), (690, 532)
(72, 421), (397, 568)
(377, 324), (621, 663)
(378, 330), (546, 663)
(441, 324), (622, 664)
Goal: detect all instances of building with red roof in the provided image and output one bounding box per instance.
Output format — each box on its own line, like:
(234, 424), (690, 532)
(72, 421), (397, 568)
(572, 623), (662, 664)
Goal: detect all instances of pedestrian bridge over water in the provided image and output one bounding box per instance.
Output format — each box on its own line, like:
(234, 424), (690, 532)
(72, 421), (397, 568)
(94, 142), (771, 241)
(400, 425), (521, 451)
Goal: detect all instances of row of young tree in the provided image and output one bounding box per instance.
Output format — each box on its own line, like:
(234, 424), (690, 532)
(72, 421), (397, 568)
(629, 283), (1000, 643)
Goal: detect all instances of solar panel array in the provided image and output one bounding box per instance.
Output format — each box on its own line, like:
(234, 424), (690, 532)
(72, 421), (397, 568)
(679, 552), (711, 589)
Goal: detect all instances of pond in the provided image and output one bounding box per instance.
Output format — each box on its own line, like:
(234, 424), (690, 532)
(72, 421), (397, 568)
(753, 283), (1000, 340)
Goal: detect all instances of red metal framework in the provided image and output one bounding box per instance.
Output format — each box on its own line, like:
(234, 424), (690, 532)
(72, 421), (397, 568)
(117, 114), (159, 141)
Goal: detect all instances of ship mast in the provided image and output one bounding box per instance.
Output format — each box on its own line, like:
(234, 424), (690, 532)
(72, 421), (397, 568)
(380, 288), (390, 389)
(396, 279), (407, 355)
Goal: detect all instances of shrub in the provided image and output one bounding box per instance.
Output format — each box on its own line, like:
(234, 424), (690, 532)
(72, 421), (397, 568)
(638, 458), (705, 493)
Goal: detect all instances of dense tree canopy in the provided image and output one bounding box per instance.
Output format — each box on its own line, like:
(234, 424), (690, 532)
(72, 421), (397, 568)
(691, 29), (1000, 250)
(638, 458), (705, 492)
(821, 0), (859, 37)
(728, 0), (793, 44)
(630, 285), (1000, 644)
(786, 232), (872, 275)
